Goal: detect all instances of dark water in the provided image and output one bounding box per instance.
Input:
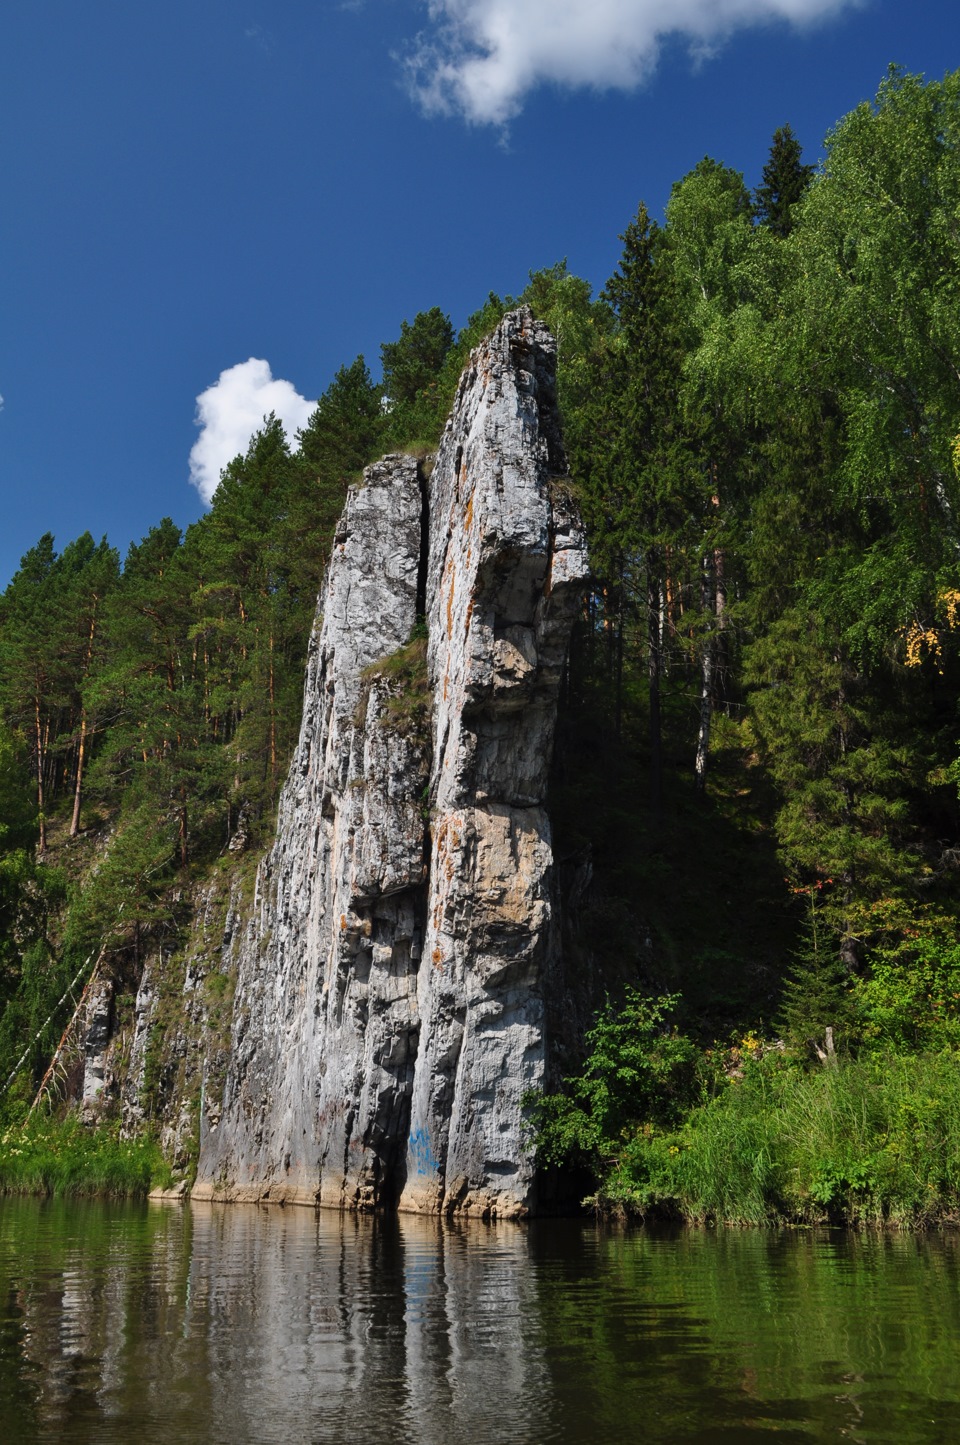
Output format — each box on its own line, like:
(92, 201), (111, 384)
(1, 1199), (959, 1443)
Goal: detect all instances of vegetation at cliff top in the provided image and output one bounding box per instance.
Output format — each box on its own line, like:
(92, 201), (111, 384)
(0, 68), (959, 1217)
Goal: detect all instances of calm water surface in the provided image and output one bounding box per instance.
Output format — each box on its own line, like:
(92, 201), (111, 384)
(1, 1197), (959, 1443)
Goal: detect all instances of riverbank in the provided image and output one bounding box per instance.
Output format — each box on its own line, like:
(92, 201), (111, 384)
(586, 1050), (960, 1228)
(530, 987), (960, 1229)
(0, 1116), (168, 1198)
(6, 1046), (960, 1226)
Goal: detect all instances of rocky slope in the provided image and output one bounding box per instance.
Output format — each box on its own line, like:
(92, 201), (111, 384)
(186, 307), (588, 1217)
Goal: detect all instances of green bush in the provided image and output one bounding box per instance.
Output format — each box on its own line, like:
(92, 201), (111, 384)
(529, 980), (960, 1226)
(855, 936), (960, 1054)
(529, 991), (707, 1173)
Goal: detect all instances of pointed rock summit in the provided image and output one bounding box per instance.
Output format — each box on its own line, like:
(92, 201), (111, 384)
(193, 308), (589, 1217)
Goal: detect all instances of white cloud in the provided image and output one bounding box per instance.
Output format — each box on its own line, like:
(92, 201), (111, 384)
(404, 0), (860, 125)
(189, 358), (313, 504)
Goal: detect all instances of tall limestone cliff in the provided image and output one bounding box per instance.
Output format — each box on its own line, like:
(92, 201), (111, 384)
(192, 308), (588, 1217)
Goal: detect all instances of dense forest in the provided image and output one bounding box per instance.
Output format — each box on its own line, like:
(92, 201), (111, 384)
(2, 67), (960, 1220)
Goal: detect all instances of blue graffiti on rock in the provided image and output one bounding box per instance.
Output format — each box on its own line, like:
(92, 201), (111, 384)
(408, 1127), (438, 1176)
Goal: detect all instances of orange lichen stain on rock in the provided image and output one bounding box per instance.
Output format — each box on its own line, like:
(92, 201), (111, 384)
(432, 946), (443, 968)
(340, 914), (347, 931)
(464, 597), (474, 637)
(464, 490), (475, 530)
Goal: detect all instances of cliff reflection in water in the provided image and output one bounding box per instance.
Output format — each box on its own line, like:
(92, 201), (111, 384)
(3, 1199), (960, 1443)
(0, 1200), (551, 1444)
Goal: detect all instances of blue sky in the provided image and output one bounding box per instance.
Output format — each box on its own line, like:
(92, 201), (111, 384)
(1, 0), (957, 584)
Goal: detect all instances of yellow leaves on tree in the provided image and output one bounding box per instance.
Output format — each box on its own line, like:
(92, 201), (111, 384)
(902, 589), (960, 669)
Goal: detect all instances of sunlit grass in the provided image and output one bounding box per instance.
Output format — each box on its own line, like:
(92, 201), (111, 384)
(0, 1115), (169, 1198)
(605, 1051), (960, 1227)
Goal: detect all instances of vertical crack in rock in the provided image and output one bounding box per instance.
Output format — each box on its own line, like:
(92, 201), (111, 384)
(193, 308), (589, 1216)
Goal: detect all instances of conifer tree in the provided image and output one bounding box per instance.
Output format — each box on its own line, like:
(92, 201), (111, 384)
(381, 307), (455, 443)
(0, 535), (72, 849)
(754, 124), (814, 237)
(54, 534), (120, 835)
(779, 890), (854, 1060)
(569, 208), (691, 802)
(296, 358), (383, 480)
(662, 159), (756, 791)
(381, 307), (454, 409)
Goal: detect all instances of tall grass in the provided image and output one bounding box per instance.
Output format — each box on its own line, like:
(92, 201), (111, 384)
(605, 1051), (960, 1227)
(0, 1115), (169, 1198)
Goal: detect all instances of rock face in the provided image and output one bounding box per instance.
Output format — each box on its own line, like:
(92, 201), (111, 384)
(193, 308), (588, 1217)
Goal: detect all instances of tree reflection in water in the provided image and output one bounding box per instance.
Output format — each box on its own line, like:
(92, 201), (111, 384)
(1, 1199), (959, 1443)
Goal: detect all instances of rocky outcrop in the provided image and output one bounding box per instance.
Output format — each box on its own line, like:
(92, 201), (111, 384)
(193, 308), (588, 1217)
(399, 311), (586, 1216)
(194, 456), (429, 1208)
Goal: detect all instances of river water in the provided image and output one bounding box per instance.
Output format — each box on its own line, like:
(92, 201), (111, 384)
(1, 1198), (959, 1443)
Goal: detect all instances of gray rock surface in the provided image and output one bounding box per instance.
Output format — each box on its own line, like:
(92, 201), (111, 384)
(399, 309), (587, 1217)
(194, 455), (427, 1207)
(193, 308), (588, 1216)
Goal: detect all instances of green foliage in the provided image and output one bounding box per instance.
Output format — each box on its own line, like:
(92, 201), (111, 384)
(778, 892), (857, 1056)
(530, 992), (703, 1172)
(856, 935), (960, 1054)
(753, 124), (815, 237)
(0, 729), (38, 857)
(296, 354), (385, 500)
(62, 806), (177, 963)
(381, 307), (454, 408)
(607, 1050), (960, 1227)
(0, 1115), (165, 1197)
(381, 306), (456, 445)
(745, 609), (920, 950)
(0, 726), (68, 1086)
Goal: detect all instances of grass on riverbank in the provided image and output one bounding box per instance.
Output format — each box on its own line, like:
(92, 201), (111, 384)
(0, 1116), (169, 1198)
(597, 1050), (960, 1227)
(530, 987), (960, 1228)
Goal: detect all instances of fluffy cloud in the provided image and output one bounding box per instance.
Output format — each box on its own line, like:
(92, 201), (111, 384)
(189, 358), (313, 504)
(404, 0), (859, 125)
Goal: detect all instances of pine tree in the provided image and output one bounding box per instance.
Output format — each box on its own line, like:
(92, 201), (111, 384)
(779, 891), (854, 1060)
(662, 159), (756, 792)
(296, 356), (383, 492)
(0, 535), (71, 849)
(754, 124), (814, 238)
(574, 206), (692, 802)
(54, 534), (121, 835)
(381, 307), (455, 443)
(381, 307), (454, 409)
